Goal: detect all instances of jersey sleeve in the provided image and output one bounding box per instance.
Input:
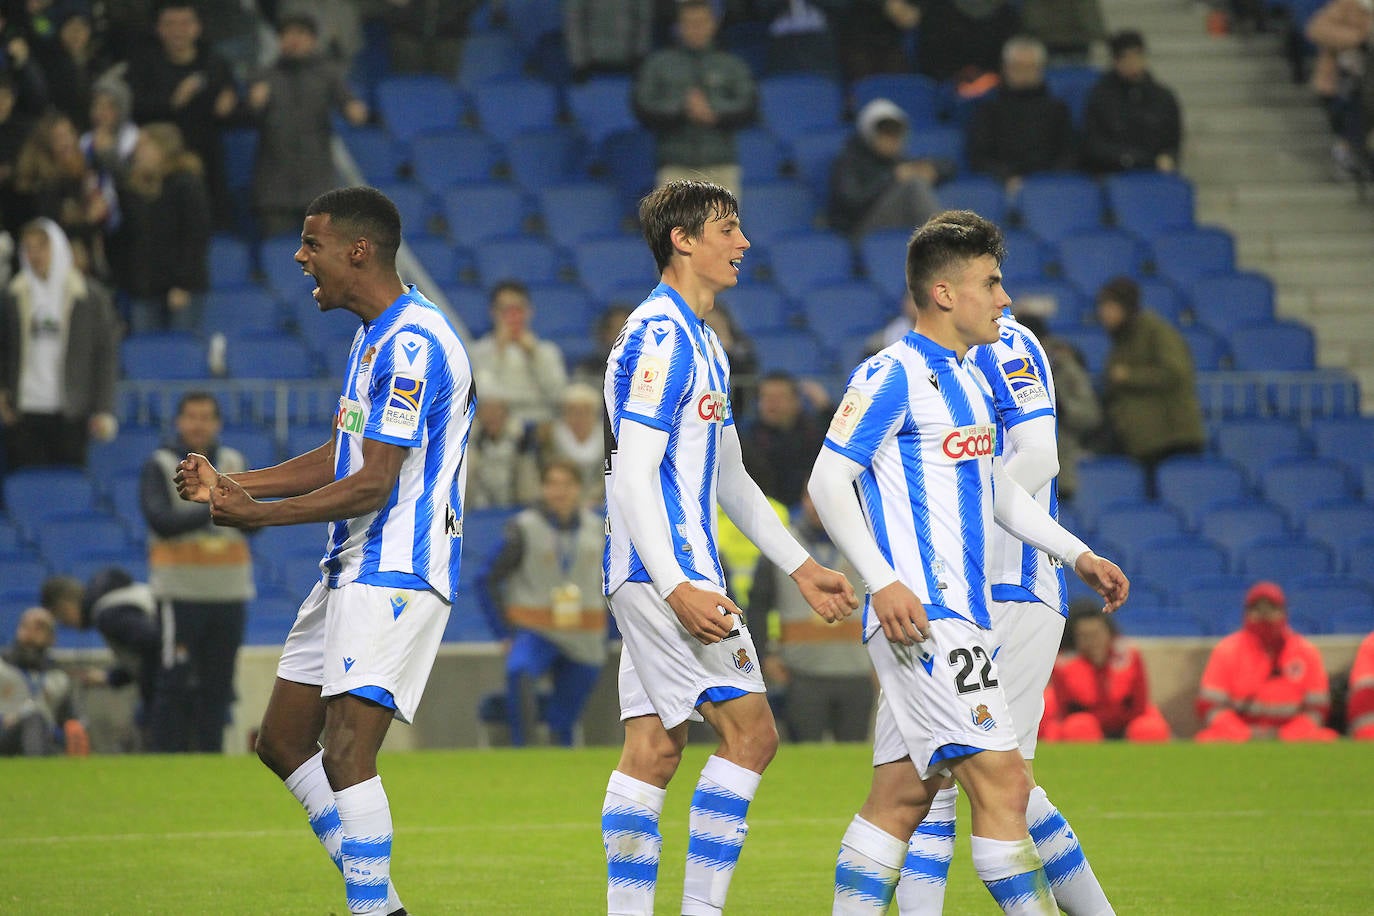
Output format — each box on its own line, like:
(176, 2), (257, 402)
(820, 353), (909, 467)
(975, 338), (1054, 430)
(367, 326), (443, 447)
(619, 316), (695, 433)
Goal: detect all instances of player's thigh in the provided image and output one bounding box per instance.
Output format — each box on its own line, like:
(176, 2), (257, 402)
(696, 689), (777, 750)
(947, 746), (1032, 824)
(989, 599), (1065, 758)
(256, 677), (326, 777)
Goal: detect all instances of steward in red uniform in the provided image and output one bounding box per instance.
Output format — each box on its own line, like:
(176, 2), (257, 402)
(1347, 631), (1374, 740)
(1047, 608), (1171, 741)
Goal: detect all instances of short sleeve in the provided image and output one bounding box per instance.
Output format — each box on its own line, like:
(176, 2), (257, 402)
(620, 317), (695, 432)
(821, 354), (909, 466)
(367, 327), (440, 447)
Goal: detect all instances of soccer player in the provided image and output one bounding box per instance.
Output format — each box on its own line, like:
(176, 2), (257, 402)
(895, 299), (1116, 914)
(807, 211), (1128, 915)
(175, 186), (473, 916)
(601, 179), (858, 916)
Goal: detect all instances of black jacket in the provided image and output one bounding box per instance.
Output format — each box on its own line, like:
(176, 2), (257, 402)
(967, 85), (1077, 180)
(1082, 71), (1182, 173)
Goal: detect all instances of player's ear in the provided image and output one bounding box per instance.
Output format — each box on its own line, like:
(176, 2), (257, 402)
(931, 280), (954, 312)
(669, 225), (694, 257)
(351, 238), (369, 262)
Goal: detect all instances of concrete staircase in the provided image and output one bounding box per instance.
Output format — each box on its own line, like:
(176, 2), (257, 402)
(1102, 0), (1374, 408)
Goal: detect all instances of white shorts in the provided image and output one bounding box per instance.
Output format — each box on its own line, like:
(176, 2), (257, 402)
(611, 581), (765, 729)
(989, 597), (1066, 759)
(277, 580), (450, 725)
(870, 617), (1018, 780)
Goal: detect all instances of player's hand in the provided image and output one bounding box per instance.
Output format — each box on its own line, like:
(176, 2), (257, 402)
(665, 582), (741, 646)
(174, 453), (219, 503)
(870, 580), (929, 645)
(1074, 552), (1129, 614)
(209, 475), (263, 529)
(791, 557), (858, 623)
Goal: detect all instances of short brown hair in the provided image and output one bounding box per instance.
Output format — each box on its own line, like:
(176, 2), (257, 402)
(639, 180), (739, 273)
(905, 210), (1006, 307)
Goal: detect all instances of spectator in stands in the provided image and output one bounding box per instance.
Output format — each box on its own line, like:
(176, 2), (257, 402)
(32, 8), (108, 131)
(757, 0), (842, 76)
(278, 0), (364, 66)
(469, 280), (569, 426)
(1081, 29), (1182, 174)
(1196, 581), (1341, 742)
(748, 491), (871, 742)
(479, 458), (609, 746)
(966, 35), (1077, 193)
(382, 0), (477, 75)
(1348, 630), (1374, 739)
(0, 606), (89, 756)
(740, 370), (830, 507)
(0, 8), (51, 117)
(139, 391), (252, 753)
(12, 111), (114, 277)
(537, 382), (606, 509)
(828, 98), (945, 241)
(247, 13), (369, 239)
(702, 298), (760, 418)
(126, 0), (239, 228)
(914, 0), (1022, 91)
(570, 302), (632, 389)
(1019, 0), (1107, 64)
(110, 122), (210, 333)
(633, 0), (757, 196)
(1303, 0), (1373, 180)
(80, 74), (139, 186)
(1095, 275), (1203, 498)
(466, 374), (541, 509)
(564, 0), (654, 82)
(0, 218), (118, 469)
(1014, 313), (1100, 502)
(834, 0), (918, 83)
(1046, 602), (1171, 742)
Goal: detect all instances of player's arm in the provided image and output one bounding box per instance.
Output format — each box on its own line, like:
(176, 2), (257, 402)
(991, 459), (1129, 612)
(1000, 415), (1059, 496)
(717, 425), (856, 622)
(175, 441), (336, 503)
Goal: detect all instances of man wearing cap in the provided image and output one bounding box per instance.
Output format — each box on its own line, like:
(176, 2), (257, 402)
(1195, 581), (1339, 742)
(827, 97), (947, 241)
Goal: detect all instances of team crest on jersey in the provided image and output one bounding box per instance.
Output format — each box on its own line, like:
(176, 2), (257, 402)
(359, 345), (378, 374)
(971, 704), (996, 731)
(827, 388), (872, 445)
(380, 375), (425, 436)
(732, 648), (755, 674)
(630, 356), (668, 405)
(336, 396), (364, 435)
(1001, 357), (1047, 406)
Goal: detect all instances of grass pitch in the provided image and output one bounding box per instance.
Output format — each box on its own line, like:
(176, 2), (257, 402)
(3, 741), (1371, 914)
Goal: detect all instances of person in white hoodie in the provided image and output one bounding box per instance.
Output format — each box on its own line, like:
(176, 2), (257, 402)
(828, 97), (947, 240)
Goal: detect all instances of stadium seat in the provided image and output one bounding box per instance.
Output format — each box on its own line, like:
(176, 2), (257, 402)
(220, 127), (257, 195)
(1187, 272), (1276, 335)
(1285, 575), (1374, 633)
(767, 232), (854, 299)
(1176, 574), (1253, 633)
(752, 328), (830, 376)
(455, 31), (523, 87)
(1135, 277), (1186, 326)
(1053, 326), (1109, 375)
(1092, 502), (1188, 566)
(1330, 604), (1374, 635)
(859, 229), (913, 302)
(339, 125), (407, 185)
(406, 236), (463, 286)
(1212, 417), (1311, 484)
(1197, 501), (1290, 556)
(410, 130), (502, 193)
(505, 128), (587, 193)
(1129, 607), (1210, 637)
(1259, 457), (1353, 518)
(1044, 64), (1100, 125)
(1015, 174), (1104, 243)
(936, 176), (1007, 225)
(759, 74), (845, 141)
(567, 77), (636, 146)
(0, 558), (49, 599)
(375, 75), (468, 142)
(1149, 226), (1235, 287)
(471, 78), (560, 143)
(1238, 535), (1336, 583)
(1307, 416), (1374, 468)
(905, 126), (965, 173)
(257, 234), (309, 297)
(1011, 279), (1089, 327)
(3, 468), (97, 524)
(1179, 325), (1232, 371)
(787, 127), (849, 200)
(106, 469), (146, 540)
(797, 280), (890, 344)
(33, 512), (129, 570)
(1071, 456), (1147, 528)
(737, 127), (793, 186)
(285, 423), (336, 460)
(1153, 455), (1249, 528)
(443, 185), (532, 247)
(593, 129), (656, 206)
(1300, 501), (1374, 564)
(524, 283), (596, 338)
(121, 333), (208, 381)
(851, 73), (943, 126)
(473, 237), (565, 287)
(719, 283), (793, 336)
(536, 182), (626, 247)
(202, 289), (282, 337)
(218, 425), (281, 469)
(88, 428), (166, 478)
(1135, 535), (1230, 597)
(1229, 320), (1317, 372)
(224, 333), (319, 380)
(207, 235), (254, 290)
(503, 0), (562, 51)
(740, 182), (819, 246)
(999, 229), (1049, 283)
(1104, 171), (1194, 239)
(65, 545), (148, 587)
(1056, 229), (1147, 299)
(571, 236), (659, 298)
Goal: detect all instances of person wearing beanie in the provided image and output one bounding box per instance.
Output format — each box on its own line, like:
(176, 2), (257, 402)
(1195, 581), (1340, 742)
(80, 73), (139, 180)
(828, 97), (947, 240)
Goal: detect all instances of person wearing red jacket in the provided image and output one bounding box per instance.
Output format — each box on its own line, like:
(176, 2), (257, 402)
(1347, 631), (1374, 740)
(1196, 581), (1339, 742)
(1048, 605), (1172, 741)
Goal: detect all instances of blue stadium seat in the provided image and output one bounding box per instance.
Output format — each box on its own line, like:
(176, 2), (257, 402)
(1056, 229), (1147, 299)
(1149, 226), (1235, 287)
(374, 182), (438, 239)
(859, 229), (912, 302)
(1330, 604), (1374, 634)
(1071, 456), (1147, 529)
(524, 283), (595, 338)
(737, 127), (793, 186)
(1012, 279), (1089, 328)
(759, 73), (845, 141)
(285, 423), (335, 460)
(797, 280), (890, 344)
(1187, 271), (1276, 335)
(375, 75), (468, 142)
(121, 333), (208, 381)
(787, 127), (849, 200)
(443, 184), (532, 247)
(0, 559), (50, 598)
(1198, 501), (1290, 555)
(1285, 575), (1374, 633)
(741, 181), (819, 246)
(503, 0), (562, 51)
(567, 77), (636, 146)
(752, 329), (830, 376)
(1259, 457), (1353, 518)
(220, 127), (257, 194)
(1129, 607), (1210, 637)
(571, 236), (658, 298)
(219, 425), (281, 469)
(906, 126), (965, 172)
(106, 470), (146, 540)
(1135, 277), (1186, 326)
(1154, 455), (1249, 528)
(505, 128), (587, 193)
(473, 237), (565, 287)
(410, 129), (502, 193)
(1044, 65), (1100, 125)
(851, 73), (943, 126)
(1053, 326), (1109, 375)
(66, 545), (148, 587)
(1092, 502), (1188, 566)
(1307, 416), (1374, 468)
(999, 229), (1049, 283)
(339, 125), (407, 185)
(207, 235), (254, 290)
(1230, 320), (1317, 372)
(455, 31), (523, 87)
(767, 232), (854, 299)
(257, 234), (309, 298)
(1212, 417), (1311, 483)
(406, 236), (463, 286)
(1104, 171), (1194, 239)
(1238, 535), (1336, 583)
(936, 176), (1007, 225)
(1015, 174), (1104, 243)
(202, 288), (283, 336)
(1176, 574), (1252, 633)
(89, 428), (166, 478)
(471, 78), (560, 143)
(3, 468), (97, 527)
(536, 182), (626, 247)
(224, 333), (319, 380)
(34, 512), (130, 571)
(1135, 535), (1230, 595)
(593, 129), (656, 208)
(719, 283), (793, 336)
(1300, 500), (1374, 563)
(1179, 325), (1232, 371)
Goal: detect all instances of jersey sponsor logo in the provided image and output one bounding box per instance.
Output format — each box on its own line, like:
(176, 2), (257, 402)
(827, 388), (872, 445)
(696, 391), (727, 423)
(336, 396), (364, 435)
(1001, 357), (1047, 406)
(732, 648), (755, 673)
(445, 504), (461, 538)
(380, 375), (425, 436)
(941, 424), (996, 460)
(971, 703), (996, 731)
(629, 356), (668, 404)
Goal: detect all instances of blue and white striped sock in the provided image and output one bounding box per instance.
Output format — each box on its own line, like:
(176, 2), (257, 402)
(335, 776), (394, 915)
(834, 814), (907, 914)
(895, 785), (958, 915)
(1027, 786), (1114, 915)
(681, 755), (760, 916)
(603, 770), (667, 916)
(971, 835), (1057, 915)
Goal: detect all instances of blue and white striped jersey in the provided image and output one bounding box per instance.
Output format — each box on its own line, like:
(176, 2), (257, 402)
(821, 331), (1001, 631)
(970, 309), (1067, 615)
(323, 285), (474, 602)
(604, 283), (732, 594)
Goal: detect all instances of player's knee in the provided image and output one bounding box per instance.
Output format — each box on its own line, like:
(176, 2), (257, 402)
(622, 729), (685, 784)
(721, 719), (778, 772)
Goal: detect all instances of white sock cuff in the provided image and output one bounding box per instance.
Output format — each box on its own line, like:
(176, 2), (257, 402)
(701, 755), (761, 800)
(1026, 785), (1053, 821)
(283, 749), (326, 796)
(335, 775), (387, 819)
(929, 785), (959, 816)
(844, 816), (909, 871)
(607, 770), (667, 812)
(971, 836), (1042, 882)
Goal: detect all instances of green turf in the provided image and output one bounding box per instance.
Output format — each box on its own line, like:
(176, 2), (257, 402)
(3, 741), (1371, 913)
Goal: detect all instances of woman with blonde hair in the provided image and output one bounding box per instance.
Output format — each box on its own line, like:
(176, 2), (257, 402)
(13, 111), (114, 277)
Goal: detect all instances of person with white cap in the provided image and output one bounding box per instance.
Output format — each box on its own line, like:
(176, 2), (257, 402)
(828, 97), (946, 240)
